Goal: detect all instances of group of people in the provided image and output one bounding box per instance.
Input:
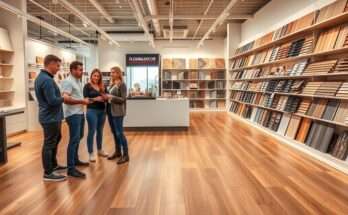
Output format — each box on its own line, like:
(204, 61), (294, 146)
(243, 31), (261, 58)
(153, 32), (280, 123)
(34, 54), (129, 182)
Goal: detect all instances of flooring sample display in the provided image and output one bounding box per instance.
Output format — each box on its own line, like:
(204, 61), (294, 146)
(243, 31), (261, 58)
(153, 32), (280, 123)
(336, 82), (348, 98)
(335, 24), (348, 48)
(302, 59), (337, 75)
(172, 58), (186, 69)
(331, 131), (348, 160)
(306, 122), (335, 152)
(285, 115), (302, 139)
(316, 0), (347, 23)
(276, 43), (291, 60)
(277, 113), (291, 135)
(284, 96), (301, 112)
(315, 81), (342, 96)
(189, 59), (198, 69)
(292, 12), (316, 32)
(163, 59), (172, 69)
(334, 102), (348, 124)
(314, 26), (340, 53)
(333, 58), (348, 73)
(296, 118), (312, 143)
(198, 58), (210, 69)
(288, 38), (305, 57)
(322, 100), (340, 120)
(289, 80), (305, 94)
(302, 82), (322, 95)
(307, 99), (328, 118)
(299, 35), (314, 55)
(296, 99), (312, 114)
(215, 58), (225, 69)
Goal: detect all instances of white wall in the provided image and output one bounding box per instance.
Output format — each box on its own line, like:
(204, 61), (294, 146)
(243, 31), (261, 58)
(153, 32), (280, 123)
(98, 39), (226, 71)
(241, 0), (337, 45)
(0, 0), (27, 134)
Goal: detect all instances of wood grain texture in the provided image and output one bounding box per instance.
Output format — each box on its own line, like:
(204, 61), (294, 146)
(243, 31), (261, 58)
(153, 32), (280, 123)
(1, 112), (348, 215)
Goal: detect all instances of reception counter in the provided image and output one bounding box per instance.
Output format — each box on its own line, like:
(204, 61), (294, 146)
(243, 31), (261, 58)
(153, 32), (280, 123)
(124, 98), (190, 128)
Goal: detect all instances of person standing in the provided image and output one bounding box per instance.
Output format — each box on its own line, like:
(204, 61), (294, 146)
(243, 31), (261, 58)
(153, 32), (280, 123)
(83, 69), (108, 162)
(61, 61), (90, 179)
(107, 66), (129, 164)
(34, 55), (66, 182)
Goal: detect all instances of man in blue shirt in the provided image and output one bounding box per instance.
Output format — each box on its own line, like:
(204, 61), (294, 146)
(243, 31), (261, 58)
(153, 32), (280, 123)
(62, 61), (90, 179)
(34, 55), (67, 182)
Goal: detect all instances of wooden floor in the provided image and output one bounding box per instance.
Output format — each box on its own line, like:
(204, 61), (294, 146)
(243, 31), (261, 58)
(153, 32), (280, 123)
(1, 112), (348, 215)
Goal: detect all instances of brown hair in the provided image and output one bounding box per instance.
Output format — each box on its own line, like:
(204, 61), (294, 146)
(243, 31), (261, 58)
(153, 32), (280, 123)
(70, 61), (83, 72)
(44, 54), (61, 67)
(89, 68), (105, 93)
(110, 66), (124, 85)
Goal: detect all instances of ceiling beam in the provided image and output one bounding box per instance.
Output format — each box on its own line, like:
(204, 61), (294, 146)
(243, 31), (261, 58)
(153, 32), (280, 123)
(56, 0), (120, 47)
(197, 0), (239, 48)
(127, 0), (155, 47)
(146, 0), (161, 36)
(192, 0), (214, 40)
(169, 0), (174, 42)
(0, 0), (89, 46)
(144, 14), (253, 21)
(28, 0), (90, 37)
(87, 0), (114, 23)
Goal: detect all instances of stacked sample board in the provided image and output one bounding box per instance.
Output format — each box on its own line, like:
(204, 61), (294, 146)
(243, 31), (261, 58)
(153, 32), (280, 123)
(229, 0), (348, 163)
(0, 28), (14, 108)
(162, 58), (226, 109)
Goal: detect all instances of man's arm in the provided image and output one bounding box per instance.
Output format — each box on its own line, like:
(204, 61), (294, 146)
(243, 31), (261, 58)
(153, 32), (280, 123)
(61, 80), (89, 105)
(42, 80), (64, 106)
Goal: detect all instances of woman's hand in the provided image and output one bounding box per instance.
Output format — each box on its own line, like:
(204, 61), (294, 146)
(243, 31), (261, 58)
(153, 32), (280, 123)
(93, 96), (104, 102)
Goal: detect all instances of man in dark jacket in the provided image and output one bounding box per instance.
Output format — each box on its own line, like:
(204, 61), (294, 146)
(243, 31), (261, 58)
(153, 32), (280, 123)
(34, 55), (66, 182)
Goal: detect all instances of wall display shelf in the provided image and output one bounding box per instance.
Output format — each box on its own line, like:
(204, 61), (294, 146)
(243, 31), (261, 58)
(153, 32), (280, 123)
(228, 0), (348, 173)
(0, 28), (14, 109)
(162, 57), (226, 110)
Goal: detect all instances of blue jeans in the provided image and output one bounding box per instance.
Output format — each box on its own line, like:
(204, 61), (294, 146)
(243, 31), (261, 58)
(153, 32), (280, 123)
(66, 114), (85, 170)
(86, 108), (106, 154)
(107, 107), (121, 155)
(112, 116), (128, 156)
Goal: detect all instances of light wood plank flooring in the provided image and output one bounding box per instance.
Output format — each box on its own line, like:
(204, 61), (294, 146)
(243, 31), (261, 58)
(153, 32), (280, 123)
(0, 112), (348, 215)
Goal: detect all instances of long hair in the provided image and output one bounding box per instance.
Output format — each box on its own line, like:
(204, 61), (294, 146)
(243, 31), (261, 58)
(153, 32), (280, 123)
(89, 68), (105, 93)
(110, 66), (124, 86)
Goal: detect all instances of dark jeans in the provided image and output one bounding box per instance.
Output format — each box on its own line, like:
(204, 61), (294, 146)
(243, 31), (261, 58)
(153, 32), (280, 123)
(41, 121), (62, 175)
(66, 114), (85, 170)
(86, 108), (106, 154)
(112, 116), (128, 156)
(107, 108), (121, 155)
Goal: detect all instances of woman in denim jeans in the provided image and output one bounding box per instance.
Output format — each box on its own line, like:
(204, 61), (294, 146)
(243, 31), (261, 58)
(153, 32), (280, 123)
(106, 66), (129, 165)
(83, 69), (108, 162)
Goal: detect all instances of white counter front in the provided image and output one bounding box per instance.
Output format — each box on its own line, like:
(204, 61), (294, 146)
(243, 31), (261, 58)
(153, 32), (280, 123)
(124, 98), (189, 128)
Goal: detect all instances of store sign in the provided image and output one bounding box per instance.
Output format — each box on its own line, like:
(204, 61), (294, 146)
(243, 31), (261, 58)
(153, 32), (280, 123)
(126, 54), (160, 67)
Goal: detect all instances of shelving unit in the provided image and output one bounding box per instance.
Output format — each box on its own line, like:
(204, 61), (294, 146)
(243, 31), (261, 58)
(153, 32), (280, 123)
(228, 0), (348, 171)
(0, 28), (14, 109)
(161, 58), (226, 110)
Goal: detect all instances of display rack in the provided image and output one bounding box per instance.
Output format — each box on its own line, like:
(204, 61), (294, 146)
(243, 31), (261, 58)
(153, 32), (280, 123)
(228, 0), (348, 171)
(161, 58), (226, 110)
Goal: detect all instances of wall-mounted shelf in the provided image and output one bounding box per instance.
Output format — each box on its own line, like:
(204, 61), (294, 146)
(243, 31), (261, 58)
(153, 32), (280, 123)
(231, 11), (348, 60)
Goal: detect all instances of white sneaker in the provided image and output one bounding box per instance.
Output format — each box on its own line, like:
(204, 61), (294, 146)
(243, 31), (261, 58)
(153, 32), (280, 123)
(89, 153), (96, 162)
(98, 150), (109, 157)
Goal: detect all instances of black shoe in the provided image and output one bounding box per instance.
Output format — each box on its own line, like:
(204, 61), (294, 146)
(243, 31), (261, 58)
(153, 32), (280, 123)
(68, 169), (86, 179)
(108, 152), (122, 160)
(75, 160), (89, 166)
(117, 155), (129, 165)
(53, 165), (67, 172)
(44, 172), (67, 182)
